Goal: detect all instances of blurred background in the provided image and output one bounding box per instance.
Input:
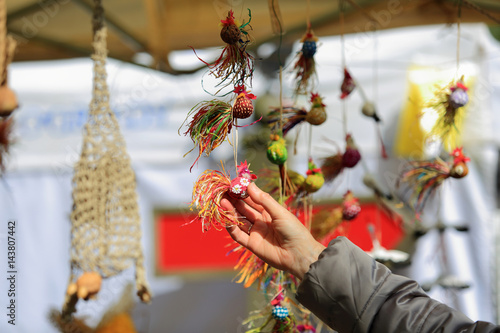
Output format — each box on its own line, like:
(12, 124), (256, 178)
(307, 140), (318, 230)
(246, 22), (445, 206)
(1, 0), (500, 332)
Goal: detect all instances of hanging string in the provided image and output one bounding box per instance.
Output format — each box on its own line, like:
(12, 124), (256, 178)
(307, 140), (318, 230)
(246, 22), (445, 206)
(233, 118), (239, 171)
(456, 0), (462, 76)
(372, 29), (378, 105)
(271, 0), (286, 203)
(279, 67), (284, 204)
(339, 0), (348, 138)
(306, 0), (311, 28)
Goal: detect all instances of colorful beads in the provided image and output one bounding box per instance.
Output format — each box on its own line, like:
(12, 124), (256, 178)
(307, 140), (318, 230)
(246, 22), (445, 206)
(272, 305), (289, 320)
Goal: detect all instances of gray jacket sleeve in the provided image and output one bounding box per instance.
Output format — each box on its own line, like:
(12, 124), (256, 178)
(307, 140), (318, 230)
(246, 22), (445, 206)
(296, 237), (499, 333)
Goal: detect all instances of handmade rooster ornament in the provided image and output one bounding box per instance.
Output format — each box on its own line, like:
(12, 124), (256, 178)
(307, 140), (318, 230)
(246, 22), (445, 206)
(267, 93), (326, 137)
(320, 134), (361, 183)
(293, 25), (319, 95)
(427, 77), (469, 143)
(193, 10), (254, 89)
(190, 161), (257, 231)
(181, 85), (256, 171)
(303, 158), (325, 194)
(398, 147), (470, 215)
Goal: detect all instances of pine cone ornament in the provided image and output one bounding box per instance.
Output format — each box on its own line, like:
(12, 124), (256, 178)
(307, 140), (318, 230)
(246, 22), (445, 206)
(232, 85), (256, 119)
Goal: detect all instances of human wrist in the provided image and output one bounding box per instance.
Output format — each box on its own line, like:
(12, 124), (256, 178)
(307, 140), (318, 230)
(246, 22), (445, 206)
(293, 241), (326, 280)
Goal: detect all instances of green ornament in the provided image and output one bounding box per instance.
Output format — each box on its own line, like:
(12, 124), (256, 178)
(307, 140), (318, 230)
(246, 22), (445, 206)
(304, 174), (324, 193)
(304, 158), (324, 193)
(267, 138), (288, 165)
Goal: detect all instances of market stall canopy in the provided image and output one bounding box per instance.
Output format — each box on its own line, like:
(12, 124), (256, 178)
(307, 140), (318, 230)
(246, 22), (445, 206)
(6, 0), (500, 74)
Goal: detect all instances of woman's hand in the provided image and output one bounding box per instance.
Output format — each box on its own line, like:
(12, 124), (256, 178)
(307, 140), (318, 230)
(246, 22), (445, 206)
(221, 183), (325, 280)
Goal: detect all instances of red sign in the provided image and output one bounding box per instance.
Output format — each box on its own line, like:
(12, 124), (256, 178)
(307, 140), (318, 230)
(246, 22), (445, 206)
(154, 203), (404, 274)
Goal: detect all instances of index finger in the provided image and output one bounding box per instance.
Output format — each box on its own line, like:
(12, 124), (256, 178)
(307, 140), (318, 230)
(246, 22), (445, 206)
(246, 183), (288, 220)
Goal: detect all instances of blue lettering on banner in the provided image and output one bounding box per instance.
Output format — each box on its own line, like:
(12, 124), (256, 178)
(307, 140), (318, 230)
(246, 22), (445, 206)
(16, 103), (171, 139)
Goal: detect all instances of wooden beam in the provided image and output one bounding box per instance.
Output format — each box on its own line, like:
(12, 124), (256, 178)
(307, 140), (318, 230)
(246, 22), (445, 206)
(71, 0), (148, 52)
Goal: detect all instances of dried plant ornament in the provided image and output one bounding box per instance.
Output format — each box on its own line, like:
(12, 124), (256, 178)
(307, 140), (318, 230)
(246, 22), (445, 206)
(398, 147), (470, 215)
(426, 77), (469, 143)
(267, 93), (326, 136)
(193, 9), (254, 91)
(181, 85), (257, 171)
(293, 25), (318, 95)
(320, 134), (361, 183)
(190, 161), (257, 231)
(62, 0), (151, 319)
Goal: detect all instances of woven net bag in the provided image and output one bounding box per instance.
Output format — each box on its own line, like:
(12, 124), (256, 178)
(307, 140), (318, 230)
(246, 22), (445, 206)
(62, 0), (151, 319)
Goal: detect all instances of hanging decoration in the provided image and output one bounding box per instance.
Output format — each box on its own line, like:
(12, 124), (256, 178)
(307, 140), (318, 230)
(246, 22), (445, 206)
(340, 67), (356, 99)
(181, 84), (257, 171)
(190, 161), (257, 231)
(0, 0), (18, 172)
(320, 134), (361, 183)
(398, 147), (470, 215)
(267, 93), (326, 136)
(293, 25), (319, 95)
(342, 190), (361, 221)
(244, 289), (297, 333)
(426, 77), (469, 146)
(193, 9), (254, 91)
(61, 0), (151, 319)
(51, 284), (138, 333)
(303, 158), (324, 193)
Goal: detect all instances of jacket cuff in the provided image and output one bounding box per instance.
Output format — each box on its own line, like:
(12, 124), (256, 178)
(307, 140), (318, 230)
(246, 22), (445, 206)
(296, 236), (391, 332)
